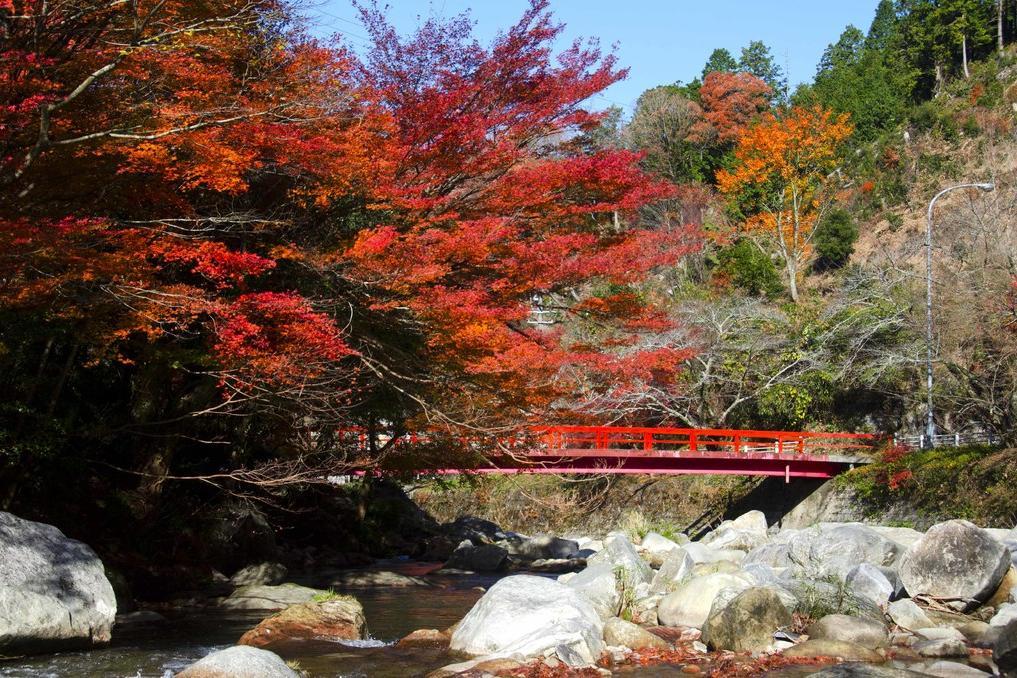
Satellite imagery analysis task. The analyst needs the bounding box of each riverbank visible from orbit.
[4,497,1017,677]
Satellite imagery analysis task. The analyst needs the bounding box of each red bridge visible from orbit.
[361,425,878,481]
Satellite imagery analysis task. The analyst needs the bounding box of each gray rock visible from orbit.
[220,583,325,611]
[506,535,579,561]
[808,614,889,648]
[565,562,620,620]
[603,617,669,650]
[175,645,298,678]
[587,534,653,586]
[915,626,966,641]
[639,532,683,567]
[912,637,969,657]
[887,598,934,631]
[922,661,989,677]
[657,572,752,628]
[115,610,167,625]
[450,575,604,666]
[630,595,661,626]
[808,667,926,678]
[957,620,990,643]
[993,618,1017,675]
[443,516,508,545]
[993,602,1017,627]
[744,523,900,580]
[869,526,924,550]
[682,541,746,564]
[701,587,791,652]
[781,638,883,662]
[700,511,770,552]
[846,563,897,606]
[326,570,430,587]
[446,544,509,572]
[899,520,1011,610]
[0,511,117,654]
[230,562,288,587]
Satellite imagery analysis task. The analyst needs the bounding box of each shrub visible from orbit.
[813,209,859,271]
[714,239,784,297]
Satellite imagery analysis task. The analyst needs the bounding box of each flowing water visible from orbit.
[0,568,494,678]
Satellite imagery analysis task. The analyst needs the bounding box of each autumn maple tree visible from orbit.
[0,0,694,511]
[717,106,853,302]
[695,71,773,144]
[332,0,695,430]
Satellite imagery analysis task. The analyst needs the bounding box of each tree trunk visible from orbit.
[786,258,799,303]
[999,0,1005,53]
[963,34,971,79]
[935,62,945,95]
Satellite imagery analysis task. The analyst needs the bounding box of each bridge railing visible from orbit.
[532,425,878,458]
[337,425,879,459]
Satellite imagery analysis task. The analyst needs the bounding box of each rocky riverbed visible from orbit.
[4,508,1017,676]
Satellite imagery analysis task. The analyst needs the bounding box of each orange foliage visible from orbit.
[717,106,852,299]
[695,71,772,144]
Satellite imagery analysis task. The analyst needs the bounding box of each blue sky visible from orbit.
[304,1,881,112]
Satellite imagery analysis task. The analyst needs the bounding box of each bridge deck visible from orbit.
[354,425,878,480]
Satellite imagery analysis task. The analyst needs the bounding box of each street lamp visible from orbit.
[924,181,994,448]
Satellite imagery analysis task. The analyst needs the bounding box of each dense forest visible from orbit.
[1,0,1016,571]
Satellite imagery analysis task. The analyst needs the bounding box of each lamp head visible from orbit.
[977,182,995,192]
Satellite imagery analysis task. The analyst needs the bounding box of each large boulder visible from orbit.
[807,614,889,649]
[505,535,578,561]
[450,575,604,666]
[238,597,365,649]
[0,511,117,654]
[603,617,669,651]
[657,572,752,628]
[220,583,325,611]
[701,587,791,652]
[744,523,900,580]
[898,520,1011,609]
[445,544,509,572]
[587,534,653,586]
[565,563,620,620]
[230,562,287,587]
[176,646,298,678]
[443,516,507,545]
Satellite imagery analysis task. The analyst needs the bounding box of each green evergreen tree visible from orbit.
[810,25,909,142]
[702,48,738,79]
[813,209,859,271]
[866,0,898,50]
[738,40,787,99]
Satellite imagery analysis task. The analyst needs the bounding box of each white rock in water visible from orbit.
[220,583,325,611]
[176,645,298,678]
[450,575,604,666]
[0,511,117,655]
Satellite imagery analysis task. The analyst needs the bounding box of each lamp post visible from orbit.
[924,181,994,448]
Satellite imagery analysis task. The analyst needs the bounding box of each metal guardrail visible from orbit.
[893,430,1000,449]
